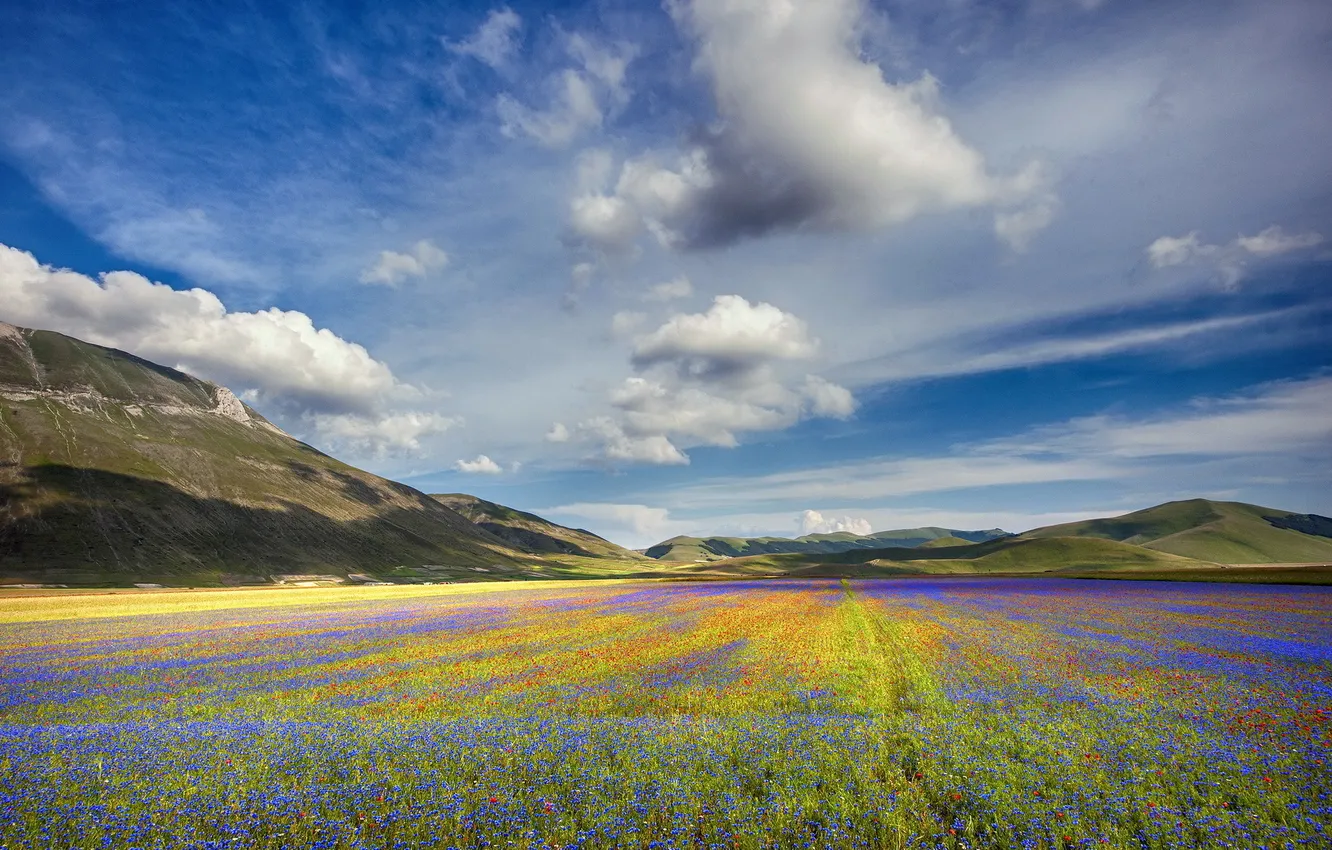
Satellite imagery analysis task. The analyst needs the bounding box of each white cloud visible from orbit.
[496,36,635,147]
[454,454,504,474]
[545,422,571,443]
[359,240,449,287]
[1146,225,1322,287]
[567,0,1044,253]
[577,416,690,465]
[1146,231,1209,268]
[0,243,418,420]
[801,374,857,418]
[568,194,641,256]
[541,502,691,548]
[836,310,1298,387]
[564,296,854,464]
[310,412,461,458]
[660,375,1332,509]
[1001,376,1332,460]
[446,8,523,69]
[994,190,1060,252]
[1234,225,1323,256]
[798,510,872,536]
[611,310,646,336]
[644,276,693,302]
[632,295,819,377]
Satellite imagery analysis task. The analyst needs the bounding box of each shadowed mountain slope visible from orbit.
[1021,499,1332,563]
[676,536,1219,578]
[430,493,650,560]
[0,322,537,585]
[645,526,1009,562]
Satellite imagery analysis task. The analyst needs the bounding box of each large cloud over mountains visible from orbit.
[567,295,856,464]
[569,0,1047,257]
[0,243,452,456]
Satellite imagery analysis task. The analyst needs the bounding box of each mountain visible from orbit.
[0,322,545,586]
[1021,499,1332,563]
[670,536,1220,578]
[915,535,977,549]
[645,526,1009,562]
[430,494,650,561]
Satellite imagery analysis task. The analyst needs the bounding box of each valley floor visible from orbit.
[1,577,1328,849]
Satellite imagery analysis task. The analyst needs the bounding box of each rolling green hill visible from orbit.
[1021,499,1332,563]
[645,526,1009,562]
[431,494,650,561]
[915,535,976,549]
[0,322,546,586]
[678,536,1219,577]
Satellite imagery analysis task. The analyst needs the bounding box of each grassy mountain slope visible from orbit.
[645,526,1009,562]
[1022,499,1332,563]
[677,536,1218,577]
[0,322,540,586]
[916,536,976,549]
[431,494,650,561]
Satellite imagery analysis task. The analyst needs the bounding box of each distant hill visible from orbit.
[1021,499,1332,563]
[0,322,545,586]
[915,535,976,549]
[673,536,1219,578]
[431,494,649,561]
[645,526,1009,562]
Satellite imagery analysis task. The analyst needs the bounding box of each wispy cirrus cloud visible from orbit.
[653,375,1332,509]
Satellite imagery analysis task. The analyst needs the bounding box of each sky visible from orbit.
[1,0,1329,549]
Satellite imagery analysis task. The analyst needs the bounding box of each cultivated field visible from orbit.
[1,578,1328,849]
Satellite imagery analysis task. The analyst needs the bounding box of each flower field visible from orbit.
[1,578,1329,849]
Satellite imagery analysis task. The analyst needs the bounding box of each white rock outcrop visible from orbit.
[211,386,251,423]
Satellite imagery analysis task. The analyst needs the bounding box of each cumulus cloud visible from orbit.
[446,8,522,69]
[569,296,853,464]
[799,510,873,536]
[497,35,635,147]
[632,295,818,379]
[802,375,857,418]
[577,416,690,465]
[567,0,1045,255]
[644,276,693,302]
[454,454,504,474]
[568,194,641,258]
[359,240,449,286]
[545,422,571,442]
[310,412,461,458]
[1146,225,1322,287]
[0,242,454,458]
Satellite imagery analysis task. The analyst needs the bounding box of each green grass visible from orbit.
[432,493,650,561]
[645,527,1008,562]
[0,325,569,586]
[688,535,1219,577]
[1022,498,1332,563]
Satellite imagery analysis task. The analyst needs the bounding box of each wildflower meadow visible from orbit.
[1,577,1328,849]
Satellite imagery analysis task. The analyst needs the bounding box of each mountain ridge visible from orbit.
[644,526,1010,562]
[0,322,545,586]
[1021,499,1332,563]
[430,493,650,561]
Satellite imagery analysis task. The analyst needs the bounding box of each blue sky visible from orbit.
[1,0,1329,548]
